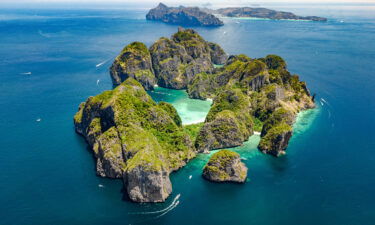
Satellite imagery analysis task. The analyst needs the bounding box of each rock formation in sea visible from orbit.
[110,27,227,90]
[211,7,327,21]
[146,3,224,27]
[189,54,315,156]
[74,78,195,202]
[74,28,315,202]
[202,150,247,183]
[110,42,156,90]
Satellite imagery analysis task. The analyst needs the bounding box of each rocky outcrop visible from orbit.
[203,150,247,183]
[213,7,327,22]
[208,42,227,65]
[146,3,224,27]
[195,88,253,152]
[150,27,227,89]
[74,78,195,202]
[110,42,156,90]
[188,52,314,156]
[258,122,293,156]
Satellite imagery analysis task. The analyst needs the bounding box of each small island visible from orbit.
[203,150,247,183]
[74,27,315,202]
[212,7,327,21]
[146,3,224,27]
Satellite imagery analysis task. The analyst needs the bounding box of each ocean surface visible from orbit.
[1,3,375,225]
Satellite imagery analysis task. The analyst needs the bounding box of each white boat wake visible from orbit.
[129,194,180,215]
[155,200,179,218]
[96,59,108,68]
[21,72,32,75]
[96,79,100,86]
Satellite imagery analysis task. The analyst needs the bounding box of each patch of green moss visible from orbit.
[74,102,85,124]
[183,122,204,142]
[263,54,286,70]
[134,69,154,79]
[253,117,263,132]
[158,101,182,127]
[209,149,239,163]
[204,150,241,180]
[258,122,292,150]
[120,41,149,58]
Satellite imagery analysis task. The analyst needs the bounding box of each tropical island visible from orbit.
[74,27,315,203]
[146,3,327,26]
[146,3,224,27]
[211,7,327,21]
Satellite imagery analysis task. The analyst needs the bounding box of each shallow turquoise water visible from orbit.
[149,87,212,124]
[0,4,375,225]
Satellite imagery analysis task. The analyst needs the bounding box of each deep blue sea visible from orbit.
[1,3,375,225]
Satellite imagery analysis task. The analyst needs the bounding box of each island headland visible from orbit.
[211,7,327,21]
[74,27,315,202]
[146,3,327,26]
[146,3,224,27]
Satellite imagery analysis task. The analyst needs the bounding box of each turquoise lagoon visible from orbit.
[0,3,374,225]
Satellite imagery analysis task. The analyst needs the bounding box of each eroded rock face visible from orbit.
[110,42,156,90]
[150,28,226,89]
[146,3,224,27]
[124,165,172,203]
[208,42,227,65]
[203,150,247,183]
[195,88,253,152]
[258,122,293,156]
[74,78,195,202]
[188,52,315,156]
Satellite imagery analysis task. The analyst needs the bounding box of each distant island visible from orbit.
[212,7,327,21]
[74,28,315,203]
[146,3,327,26]
[146,3,224,27]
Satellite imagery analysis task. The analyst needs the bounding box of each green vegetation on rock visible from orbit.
[203,150,247,183]
[74,78,195,202]
[183,122,204,143]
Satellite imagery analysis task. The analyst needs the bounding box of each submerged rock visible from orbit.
[74,78,195,202]
[203,150,247,183]
[146,3,224,27]
[110,42,156,90]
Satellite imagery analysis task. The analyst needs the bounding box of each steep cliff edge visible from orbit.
[189,54,315,156]
[110,42,156,90]
[74,78,195,202]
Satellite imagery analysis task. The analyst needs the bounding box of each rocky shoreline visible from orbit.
[74,28,315,202]
[146,3,327,27]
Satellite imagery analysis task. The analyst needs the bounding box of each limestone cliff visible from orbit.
[110,42,156,90]
[189,53,315,156]
[74,78,195,202]
[150,27,227,89]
